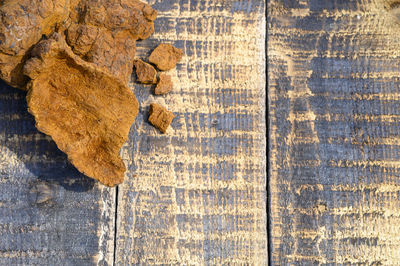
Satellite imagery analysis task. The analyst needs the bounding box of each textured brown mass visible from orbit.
[0,0,75,88]
[65,0,157,85]
[78,0,157,39]
[66,24,137,85]
[149,44,183,71]
[148,103,175,133]
[134,59,157,84]
[0,0,157,87]
[23,33,139,187]
[155,74,173,95]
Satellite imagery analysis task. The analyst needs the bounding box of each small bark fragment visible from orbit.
[148,103,175,133]
[149,44,183,71]
[134,59,157,84]
[0,0,75,88]
[24,33,139,187]
[155,74,173,95]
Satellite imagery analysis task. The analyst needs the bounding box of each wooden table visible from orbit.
[0,0,267,265]
[269,0,400,264]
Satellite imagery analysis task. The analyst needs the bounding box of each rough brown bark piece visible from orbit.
[23,33,139,187]
[149,44,183,71]
[0,0,75,88]
[66,24,137,85]
[154,74,173,95]
[148,103,175,133]
[79,0,157,39]
[65,0,157,85]
[133,59,157,84]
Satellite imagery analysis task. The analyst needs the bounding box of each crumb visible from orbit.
[155,74,173,95]
[149,43,183,71]
[148,103,175,133]
[134,59,157,84]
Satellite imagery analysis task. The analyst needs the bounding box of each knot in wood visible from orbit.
[28,181,58,206]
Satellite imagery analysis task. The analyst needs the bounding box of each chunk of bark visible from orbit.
[65,0,157,85]
[66,25,137,85]
[149,44,183,71]
[23,33,139,187]
[155,74,173,95]
[78,0,157,39]
[0,0,75,88]
[148,103,175,133]
[134,59,157,84]
[0,0,157,88]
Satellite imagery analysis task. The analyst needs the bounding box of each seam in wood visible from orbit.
[113,185,119,266]
[266,5,272,265]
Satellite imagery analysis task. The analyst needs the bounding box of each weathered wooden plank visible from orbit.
[269,0,400,264]
[0,82,115,265]
[116,0,267,264]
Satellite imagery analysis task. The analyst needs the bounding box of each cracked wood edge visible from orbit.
[269,0,400,264]
[116,0,267,264]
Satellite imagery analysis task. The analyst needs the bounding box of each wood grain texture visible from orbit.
[269,0,400,264]
[116,0,267,264]
[0,1,266,264]
[0,81,115,265]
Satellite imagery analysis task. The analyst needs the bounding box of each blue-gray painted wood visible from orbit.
[0,0,267,264]
[269,0,400,264]
[116,0,267,264]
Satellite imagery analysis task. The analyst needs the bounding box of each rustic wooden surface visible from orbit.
[0,81,116,265]
[0,0,266,265]
[117,0,267,264]
[269,0,400,264]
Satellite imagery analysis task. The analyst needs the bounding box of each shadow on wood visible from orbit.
[0,80,94,192]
